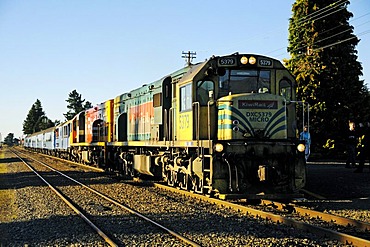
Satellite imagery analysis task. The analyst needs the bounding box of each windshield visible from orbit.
[219,69,271,96]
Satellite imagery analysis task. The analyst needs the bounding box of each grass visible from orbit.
[0,152,17,222]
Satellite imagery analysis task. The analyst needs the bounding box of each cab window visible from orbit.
[180,84,192,112]
[196,80,214,105]
[280,79,292,101]
[219,69,271,95]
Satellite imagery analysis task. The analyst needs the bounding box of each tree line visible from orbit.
[2,90,91,146]
[24,89,92,134]
[21,90,92,135]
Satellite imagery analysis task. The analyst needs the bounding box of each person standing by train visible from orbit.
[345,120,357,168]
[300,125,311,161]
[355,122,370,173]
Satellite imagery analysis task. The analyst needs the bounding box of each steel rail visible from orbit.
[16,150,201,247]
[21,148,105,172]
[154,183,370,247]
[261,199,370,232]
[12,151,118,247]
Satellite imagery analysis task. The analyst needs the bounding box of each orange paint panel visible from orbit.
[85,107,99,143]
[128,101,154,140]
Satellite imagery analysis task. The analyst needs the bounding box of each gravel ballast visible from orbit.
[1,148,369,246]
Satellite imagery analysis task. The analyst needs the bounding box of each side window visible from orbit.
[196,80,214,105]
[180,84,192,112]
[280,79,292,101]
[46,133,51,141]
[153,93,162,107]
[63,124,70,137]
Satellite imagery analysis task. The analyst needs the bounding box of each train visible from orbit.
[24,53,308,199]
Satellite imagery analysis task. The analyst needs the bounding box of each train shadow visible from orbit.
[0,209,337,246]
[0,170,122,190]
[0,215,106,245]
[0,157,21,164]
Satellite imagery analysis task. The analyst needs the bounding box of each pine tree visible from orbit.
[64,90,92,120]
[23,99,54,134]
[4,133,14,146]
[286,0,369,155]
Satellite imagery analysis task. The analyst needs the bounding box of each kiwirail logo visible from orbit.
[238,100,278,109]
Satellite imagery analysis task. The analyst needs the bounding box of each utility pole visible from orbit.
[182,51,196,66]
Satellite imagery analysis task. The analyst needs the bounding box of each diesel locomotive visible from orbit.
[24,53,308,199]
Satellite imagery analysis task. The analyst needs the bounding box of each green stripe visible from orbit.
[218,105,288,138]
[218,124,233,130]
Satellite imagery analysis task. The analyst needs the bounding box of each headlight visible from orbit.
[214,143,224,152]
[297,143,305,152]
[240,56,248,65]
[249,56,256,65]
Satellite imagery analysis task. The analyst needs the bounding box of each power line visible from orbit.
[262,0,350,54]
[288,19,370,57]
[295,0,348,26]
[279,28,370,59]
[356,19,370,28]
[267,11,370,57]
[289,27,353,55]
[290,1,347,37]
[269,2,370,56]
[259,0,352,57]
[314,36,357,51]
[199,0,365,61]
[314,11,370,39]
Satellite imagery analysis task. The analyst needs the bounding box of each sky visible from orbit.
[0,0,369,140]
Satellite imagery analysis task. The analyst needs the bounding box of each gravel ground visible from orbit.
[1,148,368,246]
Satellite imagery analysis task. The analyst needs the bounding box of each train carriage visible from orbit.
[71,111,86,144]
[36,132,43,150]
[26,133,37,149]
[84,100,114,143]
[41,127,56,155]
[54,120,72,159]
[113,93,130,142]
[69,99,114,166]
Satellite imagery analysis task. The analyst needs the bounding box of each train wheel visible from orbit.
[167,170,175,187]
[126,164,135,178]
[179,172,190,190]
[194,176,203,194]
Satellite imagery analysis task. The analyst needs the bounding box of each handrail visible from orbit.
[193,102,200,154]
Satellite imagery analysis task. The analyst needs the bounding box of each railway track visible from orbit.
[262,198,370,232]
[260,199,370,242]
[9,148,370,246]
[11,149,200,247]
[154,183,370,246]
